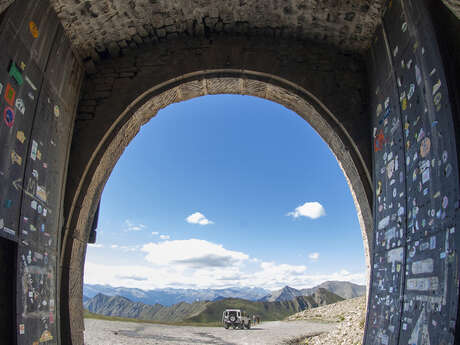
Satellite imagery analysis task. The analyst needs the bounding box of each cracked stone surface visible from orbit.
[47,0,386,59]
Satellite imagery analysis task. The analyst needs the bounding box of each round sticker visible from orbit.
[387,159,395,179]
[4,107,15,127]
[29,21,39,38]
[54,105,60,118]
[420,137,431,158]
[442,196,448,209]
[442,150,448,163]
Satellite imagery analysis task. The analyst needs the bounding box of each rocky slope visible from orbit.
[288,296,366,345]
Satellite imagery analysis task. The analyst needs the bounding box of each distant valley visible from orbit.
[84,288,344,323]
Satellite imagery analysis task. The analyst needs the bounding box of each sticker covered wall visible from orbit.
[365,0,460,344]
[0,0,84,344]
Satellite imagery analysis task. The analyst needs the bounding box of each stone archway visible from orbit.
[60,56,374,343]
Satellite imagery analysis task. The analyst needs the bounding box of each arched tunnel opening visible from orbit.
[80,94,369,342]
[0,0,458,344]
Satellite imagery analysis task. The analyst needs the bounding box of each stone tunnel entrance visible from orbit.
[0,0,458,344]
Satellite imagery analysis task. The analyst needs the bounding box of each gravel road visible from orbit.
[84,319,335,345]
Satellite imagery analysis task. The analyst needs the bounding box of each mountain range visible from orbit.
[260,281,366,302]
[83,284,270,307]
[83,288,344,323]
[83,281,365,307]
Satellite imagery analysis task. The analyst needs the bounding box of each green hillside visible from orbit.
[186,289,343,323]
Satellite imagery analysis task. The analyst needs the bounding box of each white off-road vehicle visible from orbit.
[222,309,251,329]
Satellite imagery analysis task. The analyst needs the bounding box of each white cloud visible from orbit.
[152,231,159,235]
[84,238,365,290]
[186,212,214,225]
[111,244,119,248]
[124,220,146,232]
[159,235,170,240]
[309,252,320,260]
[141,239,248,267]
[88,243,103,248]
[287,202,326,219]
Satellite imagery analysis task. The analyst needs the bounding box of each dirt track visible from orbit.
[84,319,335,345]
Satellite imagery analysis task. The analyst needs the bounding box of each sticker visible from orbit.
[432,79,441,95]
[401,97,407,110]
[19,61,26,71]
[420,137,431,158]
[422,167,430,184]
[29,21,39,38]
[401,22,408,32]
[407,277,439,291]
[376,181,382,196]
[31,200,37,210]
[25,76,37,91]
[376,103,382,117]
[378,215,390,230]
[415,65,422,85]
[15,98,25,114]
[19,324,25,335]
[9,62,23,86]
[434,92,442,107]
[442,150,448,162]
[36,186,47,202]
[374,130,385,152]
[16,131,26,143]
[4,106,15,127]
[387,159,395,179]
[412,258,434,274]
[387,247,404,263]
[445,163,452,177]
[39,330,53,342]
[407,83,415,100]
[4,83,15,106]
[37,150,42,160]
[54,105,60,118]
[4,199,12,208]
[0,82,3,95]
[10,151,22,165]
[31,140,38,160]
[442,196,448,209]
[393,46,399,57]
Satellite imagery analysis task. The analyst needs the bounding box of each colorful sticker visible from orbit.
[29,21,39,38]
[4,83,15,106]
[19,324,25,335]
[10,151,22,165]
[16,131,26,143]
[374,130,386,152]
[420,137,431,158]
[3,107,14,127]
[432,79,441,95]
[15,98,25,114]
[54,105,60,118]
[36,186,47,202]
[9,62,23,85]
[31,140,38,160]
[39,330,53,342]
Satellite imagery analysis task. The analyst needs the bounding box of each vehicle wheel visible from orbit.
[224,324,229,329]
[239,323,244,329]
[229,315,236,322]
[232,324,237,329]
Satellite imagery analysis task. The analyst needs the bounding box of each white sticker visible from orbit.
[15,98,25,114]
[31,140,38,160]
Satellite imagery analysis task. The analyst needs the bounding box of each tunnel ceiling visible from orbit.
[37,0,388,61]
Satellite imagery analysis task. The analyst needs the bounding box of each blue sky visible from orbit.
[84,95,366,290]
